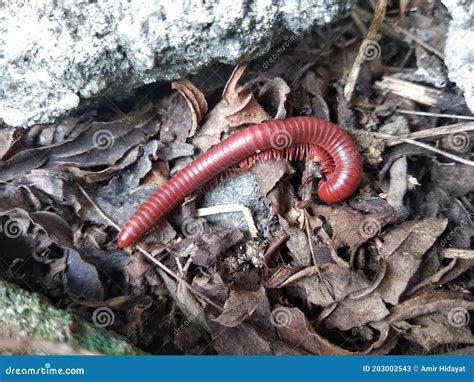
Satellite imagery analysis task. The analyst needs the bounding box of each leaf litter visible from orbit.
[0,0,472,355]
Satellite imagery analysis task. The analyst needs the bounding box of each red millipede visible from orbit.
[117,116,362,248]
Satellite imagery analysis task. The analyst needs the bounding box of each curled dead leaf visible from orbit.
[172,79,208,138]
[309,203,396,248]
[213,286,266,327]
[223,63,270,127]
[257,78,291,120]
[273,306,392,354]
[377,217,448,305]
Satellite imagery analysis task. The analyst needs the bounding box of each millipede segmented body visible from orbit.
[117,117,362,248]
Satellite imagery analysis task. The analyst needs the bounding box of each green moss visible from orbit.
[72,322,138,355]
[0,280,139,355]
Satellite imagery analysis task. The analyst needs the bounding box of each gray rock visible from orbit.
[443,0,474,112]
[202,172,268,233]
[0,0,349,127]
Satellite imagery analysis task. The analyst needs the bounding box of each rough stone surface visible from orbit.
[443,0,474,112]
[0,0,349,127]
[202,172,268,233]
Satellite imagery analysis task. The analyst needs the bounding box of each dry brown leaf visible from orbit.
[274,306,351,354]
[223,62,270,127]
[400,312,474,351]
[192,272,229,306]
[0,126,23,161]
[141,160,169,187]
[191,134,222,152]
[377,217,448,305]
[192,64,283,152]
[280,222,312,267]
[192,102,230,151]
[274,306,391,354]
[250,159,297,216]
[386,290,474,323]
[222,62,248,104]
[211,323,272,354]
[0,105,161,183]
[264,266,300,289]
[296,68,331,120]
[309,204,396,249]
[172,79,208,138]
[251,160,294,197]
[324,293,389,331]
[367,290,474,351]
[213,286,266,327]
[168,225,243,268]
[124,252,153,282]
[257,77,291,119]
[288,264,372,308]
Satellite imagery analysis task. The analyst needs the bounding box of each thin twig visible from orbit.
[385,122,474,146]
[135,245,222,311]
[441,248,474,259]
[197,204,258,237]
[385,21,445,60]
[344,0,387,101]
[76,183,121,230]
[352,5,445,60]
[374,77,441,106]
[304,210,319,271]
[397,109,474,121]
[76,183,223,312]
[375,132,474,166]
